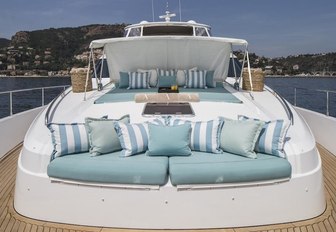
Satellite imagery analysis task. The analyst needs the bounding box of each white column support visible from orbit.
[245,48,253,92]
[84,50,92,101]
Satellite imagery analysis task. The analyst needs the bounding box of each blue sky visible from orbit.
[0,0,335,57]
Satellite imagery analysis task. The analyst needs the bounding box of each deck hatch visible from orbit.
[142,102,194,116]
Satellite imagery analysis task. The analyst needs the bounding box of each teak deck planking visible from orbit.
[1,144,336,232]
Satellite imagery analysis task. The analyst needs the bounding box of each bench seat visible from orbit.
[47,152,169,186]
[169,151,292,186]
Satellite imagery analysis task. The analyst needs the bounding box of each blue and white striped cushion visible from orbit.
[185,70,207,89]
[114,122,149,157]
[128,72,150,89]
[157,69,176,76]
[238,115,290,158]
[149,116,171,126]
[48,123,89,159]
[171,119,223,153]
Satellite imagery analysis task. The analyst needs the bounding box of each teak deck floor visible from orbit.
[1,144,336,232]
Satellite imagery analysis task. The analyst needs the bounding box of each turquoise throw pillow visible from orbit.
[206,70,215,88]
[147,124,192,157]
[119,72,129,88]
[219,118,263,159]
[85,115,130,156]
[238,115,290,158]
[158,75,177,87]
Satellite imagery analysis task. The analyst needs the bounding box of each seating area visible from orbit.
[47,112,292,186]
[47,150,291,186]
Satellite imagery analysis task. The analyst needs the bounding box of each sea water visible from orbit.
[0,76,336,119]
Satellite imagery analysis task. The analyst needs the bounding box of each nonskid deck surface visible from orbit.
[1,145,335,232]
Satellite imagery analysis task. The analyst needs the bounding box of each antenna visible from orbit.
[151,0,155,21]
[179,0,182,21]
[159,0,176,22]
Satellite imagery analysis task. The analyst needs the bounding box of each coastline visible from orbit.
[0,75,70,78]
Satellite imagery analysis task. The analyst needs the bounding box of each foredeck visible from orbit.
[1,144,335,232]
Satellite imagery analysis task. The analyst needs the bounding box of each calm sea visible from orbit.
[0,76,336,118]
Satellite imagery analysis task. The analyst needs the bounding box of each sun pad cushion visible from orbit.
[169,151,291,186]
[47,151,169,185]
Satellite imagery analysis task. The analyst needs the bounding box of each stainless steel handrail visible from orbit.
[44,87,71,125]
[265,87,294,125]
[294,87,336,116]
[0,85,69,117]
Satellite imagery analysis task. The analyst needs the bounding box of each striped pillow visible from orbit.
[149,116,171,126]
[114,122,149,157]
[157,69,176,76]
[128,71,150,89]
[185,70,207,89]
[171,118,223,153]
[238,115,290,158]
[48,123,89,159]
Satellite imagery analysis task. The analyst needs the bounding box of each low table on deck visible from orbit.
[142,102,195,116]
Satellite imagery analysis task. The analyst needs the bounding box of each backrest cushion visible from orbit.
[171,118,223,153]
[114,122,149,157]
[157,69,176,77]
[48,123,89,159]
[119,71,129,88]
[185,70,207,89]
[158,75,177,87]
[128,71,150,89]
[176,67,197,86]
[206,70,215,88]
[147,124,192,157]
[85,115,130,156]
[219,117,264,159]
[238,115,290,158]
[138,69,158,87]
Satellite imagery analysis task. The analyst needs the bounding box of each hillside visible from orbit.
[0,24,126,73]
[0,23,335,76]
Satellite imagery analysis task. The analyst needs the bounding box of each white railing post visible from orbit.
[42,88,45,106]
[9,91,13,116]
[294,88,297,106]
[326,91,330,116]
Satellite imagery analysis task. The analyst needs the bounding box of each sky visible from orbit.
[0,0,335,58]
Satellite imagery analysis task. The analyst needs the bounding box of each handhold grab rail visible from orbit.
[0,85,69,118]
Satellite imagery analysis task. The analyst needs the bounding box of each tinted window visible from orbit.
[195,27,208,37]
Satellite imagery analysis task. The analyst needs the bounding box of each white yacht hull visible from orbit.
[14,148,325,229]
[295,107,336,156]
[0,107,44,160]
[13,88,326,229]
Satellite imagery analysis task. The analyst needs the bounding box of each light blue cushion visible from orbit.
[128,71,150,89]
[219,118,263,159]
[85,115,130,156]
[158,75,177,87]
[185,70,207,89]
[206,70,215,88]
[238,115,290,158]
[48,151,169,186]
[169,151,292,185]
[157,69,176,76]
[170,119,223,153]
[119,72,129,88]
[147,124,192,157]
[48,123,89,159]
[114,122,149,157]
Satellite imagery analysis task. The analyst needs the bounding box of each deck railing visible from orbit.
[294,87,336,117]
[0,85,69,118]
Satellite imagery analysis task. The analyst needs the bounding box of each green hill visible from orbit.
[8,24,126,70]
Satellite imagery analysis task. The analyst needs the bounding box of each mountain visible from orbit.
[0,38,10,48]
[7,24,126,70]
